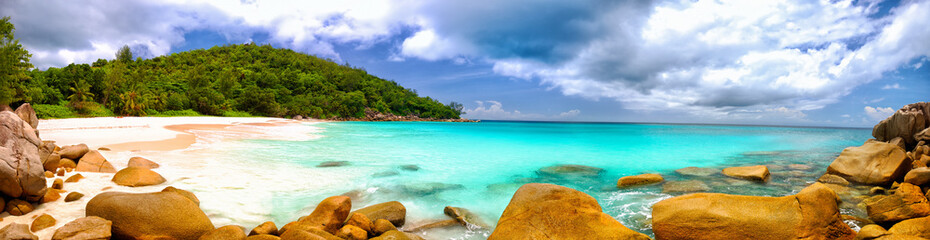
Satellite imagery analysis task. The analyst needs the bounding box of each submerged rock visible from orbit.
[818,174,851,186]
[399,164,420,171]
[827,141,910,185]
[675,166,718,177]
[617,173,664,188]
[317,161,349,168]
[444,206,489,229]
[722,165,770,182]
[488,183,651,240]
[662,180,710,193]
[652,182,855,240]
[371,170,399,178]
[538,164,604,177]
[400,182,464,195]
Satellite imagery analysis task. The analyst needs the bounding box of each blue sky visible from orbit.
[2,0,928,127]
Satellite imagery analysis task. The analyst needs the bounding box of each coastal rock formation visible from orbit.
[14,103,38,129]
[75,150,117,173]
[39,141,59,171]
[444,206,489,229]
[818,174,851,186]
[335,225,367,240]
[279,223,342,240]
[352,201,407,227]
[345,213,373,234]
[827,141,910,185]
[372,219,396,236]
[249,221,279,236]
[111,167,167,187]
[58,144,89,160]
[904,168,930,186]
[6,199,35,216]
[86,190,214,239]
[297,195,351,234]
[722,165,770,182]
[370,230,424,240]
[30,213,56,232]
[652,183,854,240]
[41,189,63,203]
[487,183,651,240]
[873,102,930,147]
[51,216,112,240]
[127,156,160,169]
[200,225,247,240]
[65,192,84,202]
[617,173,664,188]
[0,111,48,201]
[0,223,37,240]
[863,183,930,224]
[888,215,930,238]
[916,128,930,142]
[162,186,200,205]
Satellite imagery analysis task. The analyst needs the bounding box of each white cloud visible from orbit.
[882,83,902,89]
[841,114,851,118]
[865,97,885,104]
[864,106,896,121]
[464,101,580,121]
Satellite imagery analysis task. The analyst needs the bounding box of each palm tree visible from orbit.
[119,85,148,116]
[68,80,95,110]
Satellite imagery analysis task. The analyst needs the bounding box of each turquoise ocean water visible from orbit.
[191,121,871,238]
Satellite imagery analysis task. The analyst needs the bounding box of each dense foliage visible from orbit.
[1,17,464,119]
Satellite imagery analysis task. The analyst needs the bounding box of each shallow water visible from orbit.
[154,121,871,238]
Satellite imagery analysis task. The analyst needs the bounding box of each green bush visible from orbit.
[33,104,77,119]
[221,110,253,117]
[80,102,115,117]
[151,109,202,117]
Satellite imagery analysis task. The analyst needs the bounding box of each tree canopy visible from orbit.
[0,16,34,105]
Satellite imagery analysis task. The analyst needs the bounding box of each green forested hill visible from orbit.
[9,43,464,119]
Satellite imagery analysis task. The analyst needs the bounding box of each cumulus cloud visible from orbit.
[464,101,580,120]
[864,106,895,121]
[882,83,901,89]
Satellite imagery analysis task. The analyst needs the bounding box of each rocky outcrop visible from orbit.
[127,156,160,169]
[14,103,38,129]
[652,182,854,240]
[111,167,167,187]
[444,206,489,229]
[662,180,710,193]
[916,128,930,142]
[0,223,38,240]
[58,144,89,160]
[904,168,930,186]
[297,196,351,234]
[249,221,279,236]
[371,219,396,236]
[30,213,56,232]
[200,225,247,240]
[675,166,718,176]
[617,173,664,188]
[864,183,930,224]
[75,150,116,173]
[6,198,35,216]
[827,141,910,185]
[51,216,112,240]
[488,183,651,240]
[722,165,770,182]
[888,215,930,238]
[344,213,373,234]
[0,111,48,201]
[352,201,407,227]
[873,102,930,147]
[86,190,214,239]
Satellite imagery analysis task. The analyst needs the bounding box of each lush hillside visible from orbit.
[7,42,464,119]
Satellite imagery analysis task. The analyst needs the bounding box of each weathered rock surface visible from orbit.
[662,180,711,193]
[818,174,851,186]
[199,225,247,240]
[905,167,930,186]
[51,216,112,240]
[127,156,160,169]
[722,165,770,182]
[0,223,38,240]
[65,173,84,182]
[14,103,38,129]
[31,213,56,232]
[58,159,76,169]
[6,199,35,216]
[297,196,351,234]
[344,213,373,234]
[371,219,396,236]
[888,215,930,238]
[59,144,89,160]
[444,206,489,229]
[0,111,48,201]
[652,182,854,240]
[111,167,166,187]
[617,173,664,188]
[873,102,930,147]
[675,166,719,176]
[827,141,911,185]
[335,225,367,240]
[249,221,279,236]
[75,150,116,173]
[916,128,930,143]
[858,224,890,240]
[65,192,84,202]
[248,234,281,240]
[369,230,423,240]
[864,183,930,224]
[316,161,348,168]
[163,186,200,205]
[352,201,407,227]
[487,183,651,240]
[41,189,64,203]
[86,190,215,240]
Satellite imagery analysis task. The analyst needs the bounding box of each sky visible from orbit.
[2,0,929,127]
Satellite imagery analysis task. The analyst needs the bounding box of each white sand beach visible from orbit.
[1,116,326,239]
